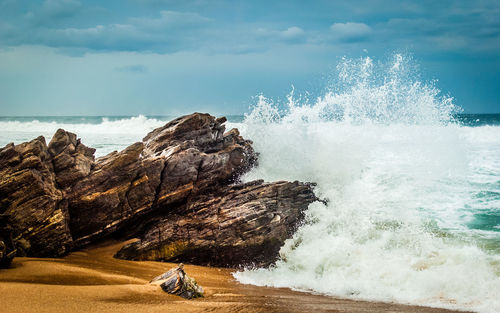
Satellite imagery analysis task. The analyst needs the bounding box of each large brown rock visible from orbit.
[67,113,257,246]
[0,113,318,267]
[115,180,317,267]
[0,214,16,268]
[48,128,95,189]
[0,137,73,257]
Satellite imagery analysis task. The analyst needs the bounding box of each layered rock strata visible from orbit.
[115,180,316,267]
[0,214,16,268]
[0,113,318,267]
[0,136,73,257]
[150,264,204,299]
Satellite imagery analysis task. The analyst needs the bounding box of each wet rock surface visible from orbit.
[0,113,318,267]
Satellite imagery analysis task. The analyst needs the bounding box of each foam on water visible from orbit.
[232,54,500,313]
[0,115,166,157]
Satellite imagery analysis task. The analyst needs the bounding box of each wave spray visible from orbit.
[233,54,500,313]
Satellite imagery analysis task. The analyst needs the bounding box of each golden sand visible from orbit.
[0,240,469,313]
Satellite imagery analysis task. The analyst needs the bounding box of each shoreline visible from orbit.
[0,240,471,313]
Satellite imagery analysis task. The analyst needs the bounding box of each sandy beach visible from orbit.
[0,240,470,313]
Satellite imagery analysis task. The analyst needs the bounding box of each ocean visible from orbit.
[1,55,499,313]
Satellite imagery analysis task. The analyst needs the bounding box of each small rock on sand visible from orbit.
[150,264,204,299]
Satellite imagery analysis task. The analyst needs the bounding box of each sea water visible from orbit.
[0,54,498,313]
[233,55,500,313]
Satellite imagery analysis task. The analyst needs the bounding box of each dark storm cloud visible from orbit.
[0,0,498,56]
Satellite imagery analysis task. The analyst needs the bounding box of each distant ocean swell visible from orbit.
[0,115,167,157]
[0,54,498,313]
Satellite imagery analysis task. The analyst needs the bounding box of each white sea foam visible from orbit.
[232,55,500,313]
[0,115,166,157]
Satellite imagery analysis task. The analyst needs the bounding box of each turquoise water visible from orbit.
[455,114,500,127]
[0,113,497,125]
[0,115,245,124]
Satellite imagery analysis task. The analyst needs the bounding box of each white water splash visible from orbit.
[0,115,166,157]
[233,54,500,313]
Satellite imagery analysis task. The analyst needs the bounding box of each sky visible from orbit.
[0,0,499,115]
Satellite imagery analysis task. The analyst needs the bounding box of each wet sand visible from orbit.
[0,240,469,313]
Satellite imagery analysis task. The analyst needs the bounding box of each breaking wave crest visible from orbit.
[0,115,166,157]
[233,54,500,313]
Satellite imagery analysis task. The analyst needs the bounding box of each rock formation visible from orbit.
[67,114,257,247]
[0,137,73,257]
[150,264,204,299]
[0,214,16,268]
[115,180,316,267]
[0,113,318,267]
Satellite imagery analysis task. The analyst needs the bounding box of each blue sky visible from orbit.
[0,0,499,115]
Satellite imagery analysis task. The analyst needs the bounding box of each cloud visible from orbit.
[0,21,19,45]
[0,21,14,36]
[35,24,147,51]
[280,26,306,42]
[0,0,499,56]
[431,35,468,50]
[134,0,212,7]
[130,10,211,31]
[4,10,211,53]
[256,26,307,44]
[330,22,372,42]
[115,64,148,73]
[0,0,17,9]
[385,18,444,37]
[24,0,82,26]
[41,0,81,19]
[381,15,500,52]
